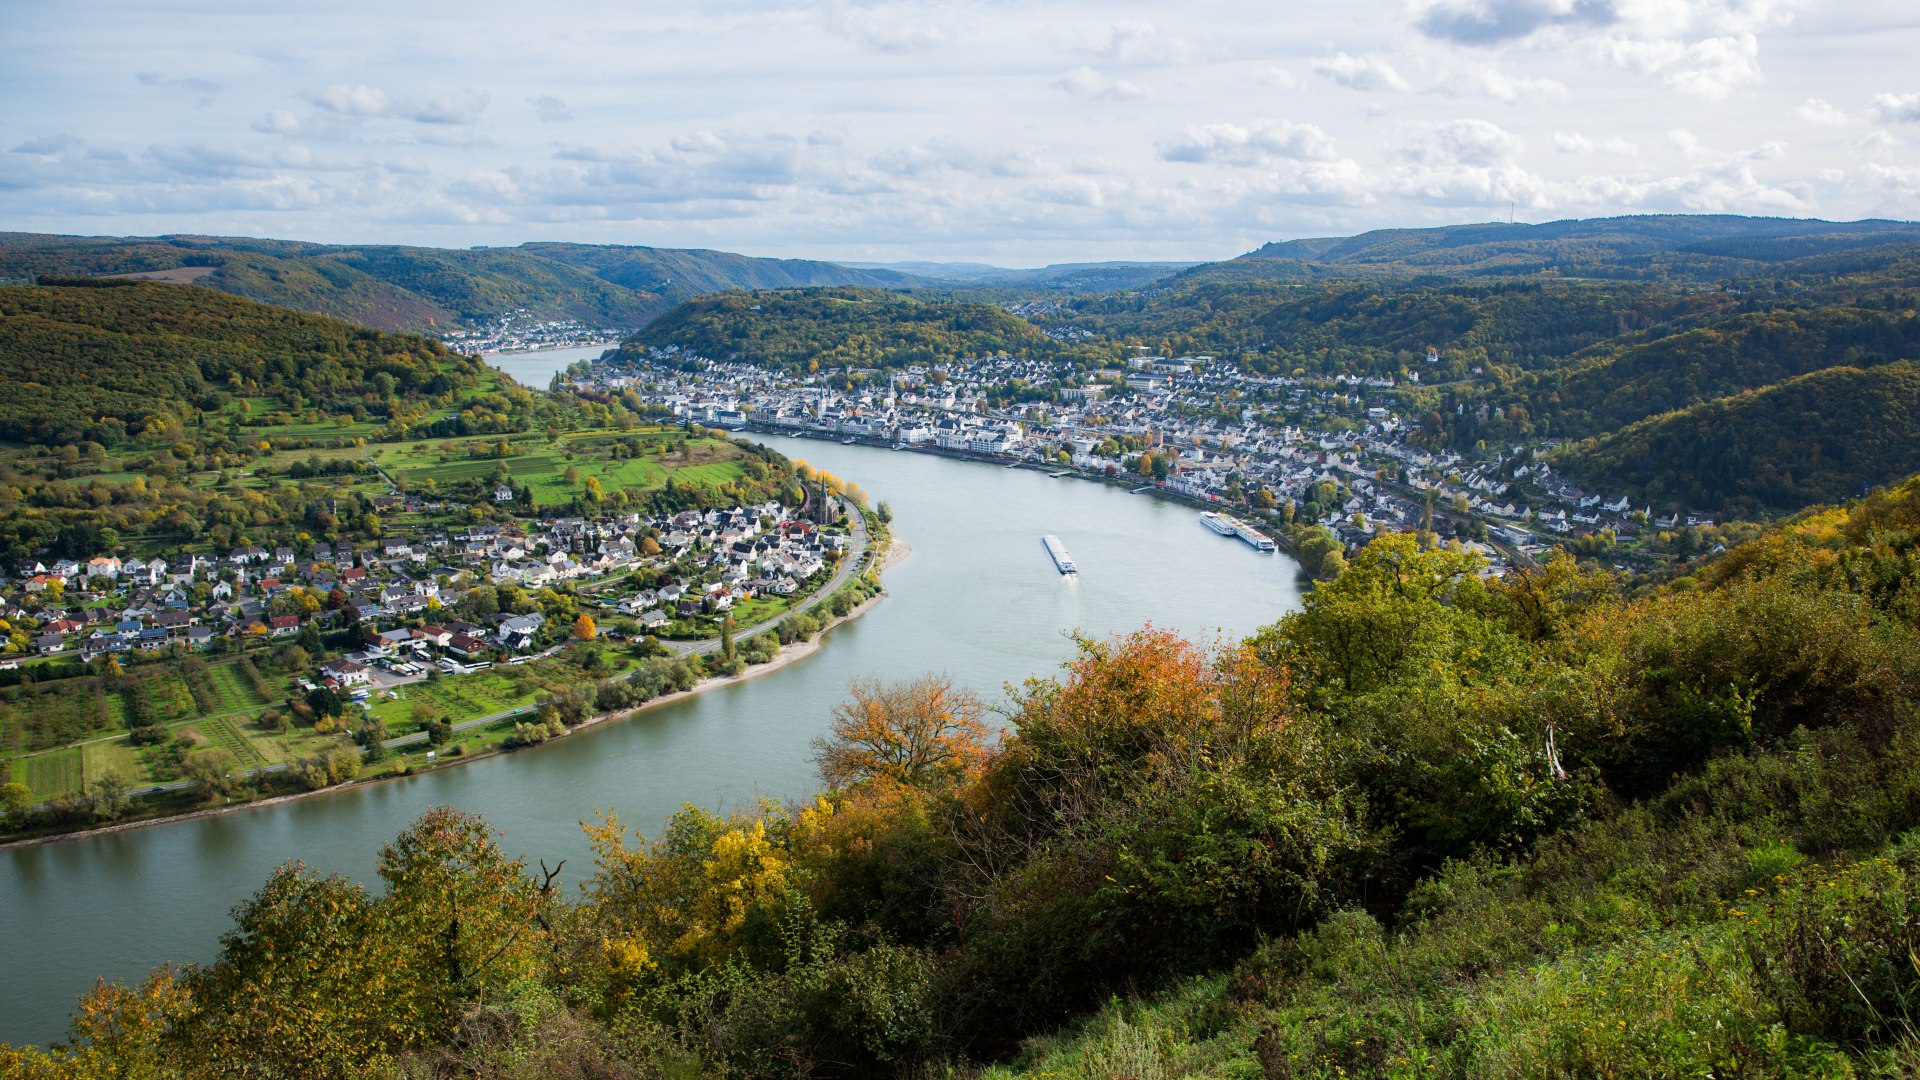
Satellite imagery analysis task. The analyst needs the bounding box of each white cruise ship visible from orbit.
[1199,511,1238,536]
[1199,510,1277,552]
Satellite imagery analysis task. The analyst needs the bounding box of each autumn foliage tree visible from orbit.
[572,613,596,640]
[11,807,561,1078]
[811,673,991,791]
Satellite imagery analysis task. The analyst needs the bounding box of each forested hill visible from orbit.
[612,287,1078,371]
[1220,214,1920,283]
[1556,360,1920,514]
[517,242,923,296]
[0,233,927,335]
[0,279,481,445]
[1521,302,1920,440]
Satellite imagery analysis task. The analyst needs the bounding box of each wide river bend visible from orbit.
[0,411,1304,1047]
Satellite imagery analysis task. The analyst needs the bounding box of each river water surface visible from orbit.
[483,343,614,388]
[0,406,1305,1048]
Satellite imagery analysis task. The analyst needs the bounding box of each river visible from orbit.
[0,433,1305,1048]
[483,343,615,388]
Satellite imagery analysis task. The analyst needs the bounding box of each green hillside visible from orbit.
[0,280,803,567]
[1051,277,1712,379]
[0,233,931,334]
[0,279,548,561]
[614,286,1067,371]
[520,242,920,295]
[0,279,478,446]
[1557,360,1920,514]
[1230,213,1920,282]
[1521,304,1920,440]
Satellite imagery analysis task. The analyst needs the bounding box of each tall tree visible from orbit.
[812,674,991,790]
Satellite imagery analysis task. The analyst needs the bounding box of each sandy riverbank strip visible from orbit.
[0,534,908,851]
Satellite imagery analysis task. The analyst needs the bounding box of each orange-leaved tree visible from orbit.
[811,674,992,791]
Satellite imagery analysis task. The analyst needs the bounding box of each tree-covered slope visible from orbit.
[1229,214,1920,282]
[0,279,478,445]
[519,242,921,296]
[0,233,936,335]
[1051,277,1714,379]
[1523,303,1920,439]
[613,286,1067,371]
[1556,360,1920,515]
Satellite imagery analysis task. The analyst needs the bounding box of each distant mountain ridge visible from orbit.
[1220,214,1920,283]
[840,260,1197,291]
[0,232,935,336]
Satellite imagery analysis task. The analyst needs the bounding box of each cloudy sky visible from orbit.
[2,0,1916,264]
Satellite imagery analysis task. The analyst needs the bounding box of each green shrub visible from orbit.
[1746,843,1920,1046]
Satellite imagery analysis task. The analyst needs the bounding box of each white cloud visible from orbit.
[8,133,83,156]
[1054,66,1148,101]
[1553,131,1637,155]
[1600,32,1759,99]
[1869,92,1920,124]
[1405,119,1524,166]
[403,89,491,126]
[308,84,489,125]
[1414,0,1618,46]
[1311,52,1410,93]
[311,83,391,118]
[253,109,305,137]
[1069,19,1196,64]
[818,0,954,53]
[1159,120,1338,165]
[1795,98,1851,126]
[529,95,574,124]
[135,71,222,96]
[1450,69,1569,102]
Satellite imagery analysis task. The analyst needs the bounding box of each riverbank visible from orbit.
[0,534,904,852]
[755,424,1306,559]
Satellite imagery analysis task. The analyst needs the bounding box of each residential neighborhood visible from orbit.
[4,499,848,678]
[581,345,1703,577]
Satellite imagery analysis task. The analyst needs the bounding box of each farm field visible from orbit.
[20,748,83,800]
[370,426,749,509]
[3,632,675,806]
[2,655,301,801]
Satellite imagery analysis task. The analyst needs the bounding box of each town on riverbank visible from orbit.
[0,424,888,842]
[582,346,1735,579]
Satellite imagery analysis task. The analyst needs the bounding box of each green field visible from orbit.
[192,715,270,769]
[21,749,82,800]
[205,664,275,713]
[368,428,749,509]
[80,740,144,786]
[1,656,303,800]
[728,595,794,626]
[369,670,535,731]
